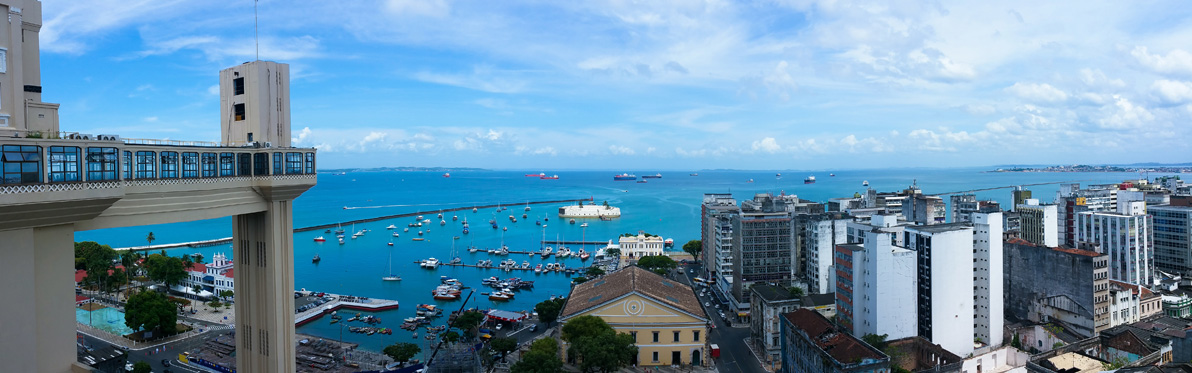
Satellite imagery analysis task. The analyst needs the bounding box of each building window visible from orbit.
[630,331,637,342]
[233,77,244,95]
[182,152,199,178]
[237,153,251,176]
[160,151,179,178]
[653,331,659,343]
[135,151,156,179]
[674,331,680,342]
[48,146,81,182]
[1,145,41,184]
[234,103,246,121]
[305,152,315,174]
[285,152,302,174]
[219,153,235,176]
[85,147,118,181]
[694,331,700,342]
[253,153,268,175]
[123,151,132,180]
[652,351,659,362]
[201,153,217,177]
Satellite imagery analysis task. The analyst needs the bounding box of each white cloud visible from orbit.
[1151,80,1192,104]
[293,127,313,144]
[1098,95,1154,129]
[207,85,220,96]
[1132,46,1192,76]
[608,145,635,155]
[1006,82,1068,103]
[143,116,158,122]
[413,68,527,94]
[751,137,783,153]
[384,0,451,18]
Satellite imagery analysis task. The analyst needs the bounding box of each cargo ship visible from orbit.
[613,173,637,181]
[804,176,816,184]
[642,173,662,179]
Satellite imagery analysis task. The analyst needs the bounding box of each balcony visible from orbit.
[0,135,317,231]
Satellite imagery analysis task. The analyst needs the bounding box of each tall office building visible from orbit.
[1076,202,1155,285]
[1015,199,1058,247]
[731,194,796,309]
[903,193,946,225]
[1012,187,1032,211]
[1057,183,1117,247]
[701,193,737,296]
[1150,205,1192,276]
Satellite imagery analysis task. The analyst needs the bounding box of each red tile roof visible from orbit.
[1051,246,1103,258]
[188,262,207,273]
[562,266,705,319]
[784,308,886,365]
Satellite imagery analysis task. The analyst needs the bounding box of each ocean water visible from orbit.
[74,168,1165,352]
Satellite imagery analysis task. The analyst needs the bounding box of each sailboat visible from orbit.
[383,247,401,281]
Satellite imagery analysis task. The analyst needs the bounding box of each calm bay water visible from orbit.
[74,168,1163,352]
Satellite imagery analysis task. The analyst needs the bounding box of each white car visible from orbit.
[704,302,710,307]
[125,362,134,372]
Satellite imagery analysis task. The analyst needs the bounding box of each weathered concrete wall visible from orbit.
[1004,243,1096,337]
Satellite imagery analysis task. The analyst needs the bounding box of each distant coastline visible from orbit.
[320,166,490,173]
[990,165,1192,173]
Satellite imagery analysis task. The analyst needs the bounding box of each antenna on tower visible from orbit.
[254,0,259,61]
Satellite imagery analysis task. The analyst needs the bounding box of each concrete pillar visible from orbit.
[233,200,296,372]
[0,224,76,373]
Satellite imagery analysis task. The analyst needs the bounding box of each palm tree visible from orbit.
[145,232,156,250]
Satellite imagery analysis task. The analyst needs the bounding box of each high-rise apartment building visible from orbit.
[797,212,849,294]
[1016,199,1058,247]
[1076,204,1155,285]
[903,193,946,225]
[950,194,978,223]
[904,224,977,355]
[1056,183,1117,247]
[701,193,737,295]
[1149,205,1192,276]
[972,212,1003,347]
[835,228,918,341]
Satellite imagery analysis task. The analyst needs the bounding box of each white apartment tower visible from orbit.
[1016,199,1058,247]
[972,212,1004,347]
[1076,202,1155,285]
[220,61,291,147]
[857,229,918,340]
[800,213,849,294]
[905,224,977,356]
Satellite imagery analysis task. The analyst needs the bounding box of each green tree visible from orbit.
[383,342,421,364]
[490,337,518,362]
[605,248,621,258]
[452,310,486,339]
[534,298,566,327]
[572,331,637,373]
[145,232,156,250]
[132,361,152,373]
[682,240,702,263]
[561,315,612,342]
[861,333,889,351]
[573,276,588,284]
[788,286,804,297]
[585,266,605,277]
[635,255,677,275]
[511,338,563,373]
[1011,333,1022,349]
[76,241,119,296]
[219,290,234,301]
[207,300,223,311]
[125,290,178,335]
[145,254,187,288]
[602,200,609,208]
[441,331,461,343]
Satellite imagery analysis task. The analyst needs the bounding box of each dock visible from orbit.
[294,198,591,233]
[294,293,400,327]
[413,262,591,273]
[540,240,608,246]
[114,237,232,251]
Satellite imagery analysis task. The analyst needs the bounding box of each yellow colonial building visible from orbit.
[560,266,711,367]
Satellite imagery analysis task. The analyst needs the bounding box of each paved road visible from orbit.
[675,263,765,373]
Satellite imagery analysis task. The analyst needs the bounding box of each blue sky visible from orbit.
[38,0,1192,170]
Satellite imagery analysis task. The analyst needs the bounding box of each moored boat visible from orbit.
[642,173,662,179]
[613,173,637,181]
[312,254,321,263]
[804,175,816,184]
[387,224,397,230]
[313,236,326,242]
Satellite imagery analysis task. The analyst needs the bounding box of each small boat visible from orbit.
[690,173,698,176]
[534,264,543,273]
[388,241,394,246]
[830,173,836,177]
[325,229,331,233]
[469,247,479,253]
[524,204,532,211]
[642,173,662,179]
[393,232,400,237]
[335,224,345,234]
[746,179,754,183]
[330,319,338,324]
[579,251,590,261]
[418,230,423,236]
[804,175,816,184]
[440,220,447,226]
[636,180,647,183]
[569,219,576,224]
[421,258,439,269]
[412,238,425,241]
[452,215,458,221]
[312,254,321,263]
[462,227,469,235]
[503,227,508,231]
[535,220,541,226]
[338,238,345,244]
[443,173,450,178]
[438,212,444,219]
[664,238,674,247]
[417,215,424,220]
[863,180,869,186]
[541,247,553,258]
[580,222,588,228]
[473,207,478,213]
[521,261,531,269]
[522,213,528,219]
[387,224,397,230]
[451,257,462,265]
[313,236,326,242]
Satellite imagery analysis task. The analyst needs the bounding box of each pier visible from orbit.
[540,240,608,246]
[114,237,232,251]
[294,198,591,233]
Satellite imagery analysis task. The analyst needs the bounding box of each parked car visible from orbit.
[529,324,538,332]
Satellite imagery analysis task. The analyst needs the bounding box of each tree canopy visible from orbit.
[635,255,678,275]
[511,338,563,373]
[452,310,486,338]
[132,361,152,373]
[125,290,178,335]
[682,240,702,263]
[562,316,636,373]
[490,337,518,360]
[534,298,566,327]
[585,266,605,277]
[144,254,188,288]
[383,342,421,364]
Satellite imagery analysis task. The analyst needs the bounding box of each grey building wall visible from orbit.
[1004,242,1099,338]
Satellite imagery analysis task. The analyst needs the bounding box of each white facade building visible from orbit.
[905,224,976,356]
[973,212,1004,347]
[1015,200,1058,247]
[855,228,918,341]
[619,231,665,258]
[800,214,848,294]
[1076,206,1155,285]
[183,252,235,296]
